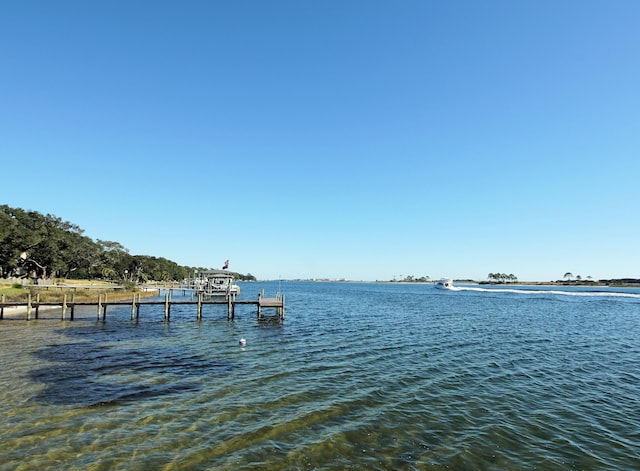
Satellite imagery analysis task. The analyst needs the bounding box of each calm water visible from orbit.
[1,282,639,470]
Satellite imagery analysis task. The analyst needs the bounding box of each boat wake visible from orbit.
[455,286,640,299]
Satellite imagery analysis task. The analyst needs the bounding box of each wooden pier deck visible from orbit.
[0,290,285,322]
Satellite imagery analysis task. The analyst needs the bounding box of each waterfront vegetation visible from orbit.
[487,272,518,283]
[0,205,255,284]
[390,275,431,283]
[0,279,159,303]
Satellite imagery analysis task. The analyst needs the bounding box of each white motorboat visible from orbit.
[435,277,454,290]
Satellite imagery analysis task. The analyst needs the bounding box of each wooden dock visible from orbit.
[0,290,284,322]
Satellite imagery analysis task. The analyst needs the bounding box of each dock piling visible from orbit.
[1,290,285,322]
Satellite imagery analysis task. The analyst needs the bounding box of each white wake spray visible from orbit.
[453,286,640,299]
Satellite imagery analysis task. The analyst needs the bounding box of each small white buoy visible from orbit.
[239,338,246,347]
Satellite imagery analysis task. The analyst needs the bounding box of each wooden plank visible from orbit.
[259,298,284,307]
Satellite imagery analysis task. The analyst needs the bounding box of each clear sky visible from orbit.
[1,1,639,281]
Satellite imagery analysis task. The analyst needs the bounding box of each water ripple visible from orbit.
[1,282,640,469]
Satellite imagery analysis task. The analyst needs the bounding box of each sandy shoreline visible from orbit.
[1,304,66,320]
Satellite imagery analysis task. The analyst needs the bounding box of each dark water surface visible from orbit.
[1,282,639,470]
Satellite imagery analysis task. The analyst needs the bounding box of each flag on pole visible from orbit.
[222,259,229,270]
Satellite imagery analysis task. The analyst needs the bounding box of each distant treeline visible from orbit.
[0,205,255,283]
[480,278,640,286]
[595,278,640,285]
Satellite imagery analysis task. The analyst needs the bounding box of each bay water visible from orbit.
[1,281,639,470]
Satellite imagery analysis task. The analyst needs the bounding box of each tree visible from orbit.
[0,205,254,283]
[5,209,87,279]
[0,206,22,276]
[56,231,103,278]
[101,267,118,279]
[564,272,573,282]
[97,240,131,280]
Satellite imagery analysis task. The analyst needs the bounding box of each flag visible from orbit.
[222,259,229,270]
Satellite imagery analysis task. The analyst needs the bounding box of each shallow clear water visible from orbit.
[1,282,639,470]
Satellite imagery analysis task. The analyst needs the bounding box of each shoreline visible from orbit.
[378,280,640,288]
[475,281,640,287]
[1,304,62,319]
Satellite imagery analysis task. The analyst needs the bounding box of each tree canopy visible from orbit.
[0,205,253,282]
[487,273,518,283]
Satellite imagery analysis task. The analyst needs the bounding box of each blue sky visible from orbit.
[1,1,639,281]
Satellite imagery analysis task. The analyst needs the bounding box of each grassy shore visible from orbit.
[0,279,158,303]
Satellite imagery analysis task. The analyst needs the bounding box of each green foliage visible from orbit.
[236,272,257,281]
[121,280,137,291]
[487,273,518,283]
[0,205,252,283]
[390,275,431,283]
